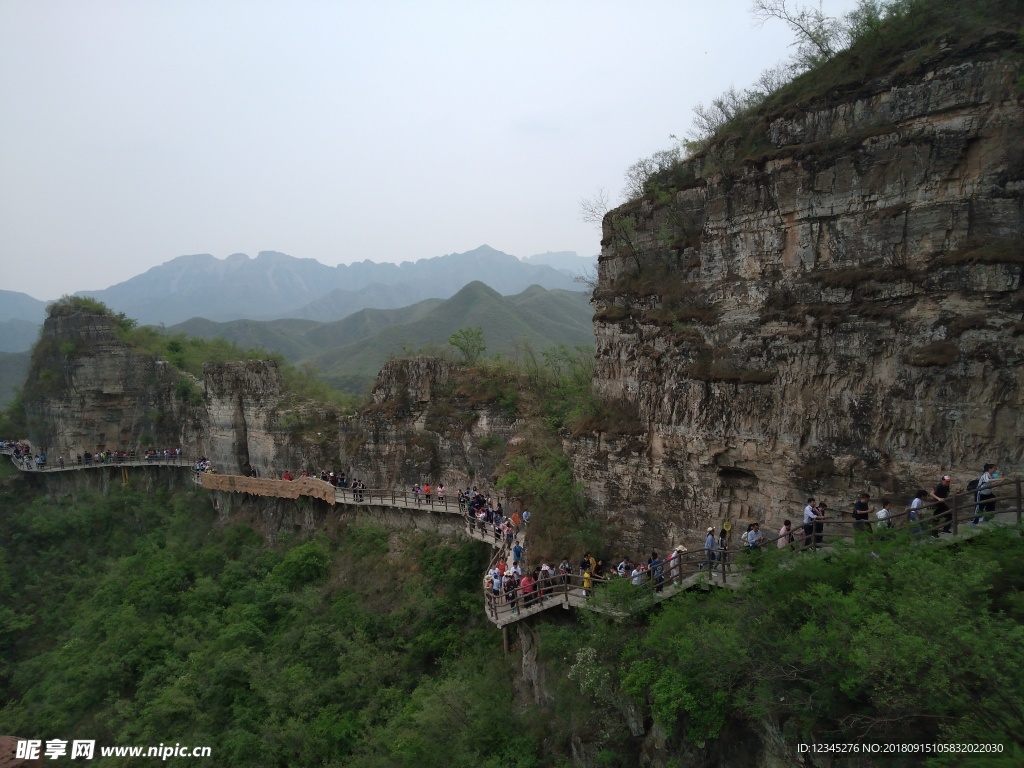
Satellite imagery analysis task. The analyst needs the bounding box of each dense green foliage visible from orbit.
[0,482,540,766]
[538,528,1024,766]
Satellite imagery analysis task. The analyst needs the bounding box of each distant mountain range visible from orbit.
[0,246,597,403]
[170,282,595,394]
[78,245,595,326]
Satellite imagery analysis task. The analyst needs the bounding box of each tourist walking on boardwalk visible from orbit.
[777,519,793,548]
[437,483,445,503]
[802,498,819,549]
[909,489,926,536]
[973,464,997,524]
[815,503,828,546]
[424,482,432,503]
[875,499,893,531]
[747,522,764,551]
[630,562,645,586]
[703,527,717,571]
[853,493,873,533]
[930,475,953,535]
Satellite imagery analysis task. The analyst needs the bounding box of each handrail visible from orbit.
[749,478,1023,551]
[484,479,1023,626]
[9,441,1019,629]
[3,447,194,472]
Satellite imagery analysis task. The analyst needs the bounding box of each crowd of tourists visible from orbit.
[1,441,186,471]
[484,463,1007,614]
[462,487,529,543]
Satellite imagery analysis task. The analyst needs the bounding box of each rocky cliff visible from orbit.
[22,306,201,458]
[21,307,515,488]
[576,33,1024,550]
[20,306,333,474]
[338,357,519,491]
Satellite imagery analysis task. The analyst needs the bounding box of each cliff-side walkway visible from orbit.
[7,448,1021,630]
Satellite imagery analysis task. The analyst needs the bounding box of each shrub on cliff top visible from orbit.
[46,295,138,336]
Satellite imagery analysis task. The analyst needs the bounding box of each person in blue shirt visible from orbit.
[747,522,764,550]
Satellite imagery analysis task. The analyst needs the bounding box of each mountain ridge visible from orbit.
[77,245,585,325]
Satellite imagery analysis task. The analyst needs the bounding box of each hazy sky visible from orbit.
[1,0,859,300]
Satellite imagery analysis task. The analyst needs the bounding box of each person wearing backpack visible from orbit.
[972,463,998,525]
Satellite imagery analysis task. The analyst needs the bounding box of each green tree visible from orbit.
[447,327,485,365]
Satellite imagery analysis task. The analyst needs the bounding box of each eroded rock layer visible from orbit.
[577,41,1024,549]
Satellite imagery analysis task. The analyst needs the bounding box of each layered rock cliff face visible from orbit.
[22,307,200,458]
[575,36,1024,549]
[22,311,514,486]
[200,360,345,476]
[338,357,518,491]
[21,308,331,474]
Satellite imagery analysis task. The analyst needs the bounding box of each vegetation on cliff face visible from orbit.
[0,481,539,767]
[538,527,1024,766]
[28,295,360,412]
[1,476,1020,767]
[627,0,1024,197]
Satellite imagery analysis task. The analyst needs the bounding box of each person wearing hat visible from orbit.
[930,475,953,535]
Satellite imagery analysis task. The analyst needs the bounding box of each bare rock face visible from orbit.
[577,41,1024,551]
[20,309,331,476]
[22,306,514,486]
[22,307,199,458]
[339,357,518,491]
[201,360,285,474]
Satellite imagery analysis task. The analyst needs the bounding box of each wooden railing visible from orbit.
[484,478,1023,626]
[9,444,1020,628]
[2,446,191,471]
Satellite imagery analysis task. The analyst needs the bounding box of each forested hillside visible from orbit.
[0,472,537,766]
[1,465,1021,766]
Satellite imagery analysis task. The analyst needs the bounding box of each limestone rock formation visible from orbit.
[339,357,518,491]
[21,305,200,459]
[21,306,515,490]
[577,35,1024,550]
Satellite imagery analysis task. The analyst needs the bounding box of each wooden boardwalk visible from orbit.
[6,447,1020,630]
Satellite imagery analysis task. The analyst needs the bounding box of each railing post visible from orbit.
[1011,479,1019,528]
[951,490,960,536]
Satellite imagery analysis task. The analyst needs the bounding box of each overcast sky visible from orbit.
[1,0,859,301]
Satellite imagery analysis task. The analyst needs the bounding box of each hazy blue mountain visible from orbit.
[166,283,593,395]
[283,282,436,323]
[522,251,597,277]
[0,289,49,323]
[79,245,580,325]
[0,291,48,353]
[0,350,30,408]
[168,317,325,362]
[166,298,445,363]
[0,318,42,353]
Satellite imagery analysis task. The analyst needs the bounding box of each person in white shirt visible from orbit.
[630,565,645,586]
[909,489,926,535]
[802,498,819,549]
